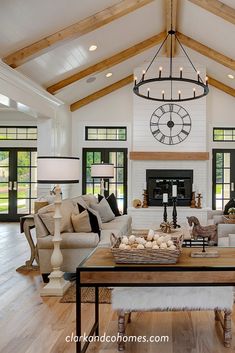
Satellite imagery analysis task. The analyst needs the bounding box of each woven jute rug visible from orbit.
[60,282,112,303]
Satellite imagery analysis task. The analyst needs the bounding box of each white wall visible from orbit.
[71,85,133,197]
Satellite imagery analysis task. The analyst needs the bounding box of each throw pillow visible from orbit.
[71,211,92,233]
[77,203,100,237]
[38,199,74,235]
[90,197,115,223]
[98,193,121,217]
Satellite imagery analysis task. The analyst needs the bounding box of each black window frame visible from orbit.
[213,127,235,142]
[0,126,37,140]
[85,126,127,141]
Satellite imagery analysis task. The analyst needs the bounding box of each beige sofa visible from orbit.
[34,195,131,277]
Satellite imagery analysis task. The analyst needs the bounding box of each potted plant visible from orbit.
[228,207,235,219]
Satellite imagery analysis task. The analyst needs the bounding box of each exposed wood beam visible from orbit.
[2,0,154,68]
[177,32,235,71]
[208,76,235,97]
[166,0,178,57]
[188,0,235,25]
[130,152,209,160]
[70,75,133,111]
[47,32,165,94]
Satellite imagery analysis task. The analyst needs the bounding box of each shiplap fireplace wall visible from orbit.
[129,58,209,208]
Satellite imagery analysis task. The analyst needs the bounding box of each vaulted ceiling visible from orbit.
[0,0,234,111]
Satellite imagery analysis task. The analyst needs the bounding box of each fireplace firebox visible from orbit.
[146,169,193,206]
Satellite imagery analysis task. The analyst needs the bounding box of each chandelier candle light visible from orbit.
[91,162,114,196]
[133,0,209,102]
[37,156,80,296]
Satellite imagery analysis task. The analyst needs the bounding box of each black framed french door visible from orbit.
[82,148,128,214]
[0,148,37,221]
[212,149,235,210]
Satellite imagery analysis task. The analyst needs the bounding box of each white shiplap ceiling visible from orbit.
[0,0,234,108]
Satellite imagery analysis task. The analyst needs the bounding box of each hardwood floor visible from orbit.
[0,222,235,353]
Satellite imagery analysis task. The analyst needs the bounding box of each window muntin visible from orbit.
[85,127,127,141]
[0,126,37,140]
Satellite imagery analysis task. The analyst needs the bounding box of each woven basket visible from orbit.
[111,230,183,264]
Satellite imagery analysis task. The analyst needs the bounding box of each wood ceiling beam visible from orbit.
[177,32,235,71]
[166,0,178,57]
[208,76,235,97]
[2,0,154,68]
[47,32,165,94]
[188,0,235,25]
[70,74,133,111]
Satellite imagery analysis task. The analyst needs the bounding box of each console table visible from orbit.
[17,214,39,271]
[76,247,235,353]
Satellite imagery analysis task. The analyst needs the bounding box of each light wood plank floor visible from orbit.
[0,223,235,353]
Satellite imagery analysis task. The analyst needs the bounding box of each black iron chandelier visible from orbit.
[133,1,209,102]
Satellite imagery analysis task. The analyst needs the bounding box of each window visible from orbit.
[0,126,37,140]
[82,148,128,214]
[85,127,127,141]
[213,128,235,142]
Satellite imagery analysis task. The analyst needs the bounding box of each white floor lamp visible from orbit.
[91,162,114,196]
[37,156,79,296]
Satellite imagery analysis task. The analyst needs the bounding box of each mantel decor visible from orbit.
[133,0,209,102]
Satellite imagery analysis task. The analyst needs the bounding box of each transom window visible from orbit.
[85,127,127,141]
[0,126,37,140]
[213,128,235,142]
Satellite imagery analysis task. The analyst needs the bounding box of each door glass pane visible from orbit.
[18,151,30,166]
[0,199,8,214]
[216,199,223,210]
[18,183,30,198]
[117,168,124,182]
[224,184,230,198]
[18,167,30,182]
[216,169,222,183]
[94,152,101,163]
[0,167,9,182]
[216,153,223,168]
[0,151,9,165]
[17,199,29,214]
[0,183,8,198]
[117,152,124,167]
[224,169,230,183]
[224,153,230,168]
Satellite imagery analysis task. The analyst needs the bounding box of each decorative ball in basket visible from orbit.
[111,229,183,264]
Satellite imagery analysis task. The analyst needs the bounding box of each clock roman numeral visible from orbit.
[150,122,159,126]
[180,113,189,119]
[159,106,165,114]
[169,104,174,112]
[152,129,161,137]
[183,123,191,126]
[159,134,165,143]
[169,136,173,145]
[178,135,183,142]
[152,113,161,118]
[181,129,189,136]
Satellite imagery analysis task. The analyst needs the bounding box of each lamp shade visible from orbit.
[91,163,114,178]
[37,156,79,184]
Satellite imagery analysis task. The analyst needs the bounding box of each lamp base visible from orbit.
[40,270,71,296]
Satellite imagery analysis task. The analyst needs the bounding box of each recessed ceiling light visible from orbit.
[86,76,96,83]
[228,74,234,79]
[89,45,97,52]
[106,72,113,78]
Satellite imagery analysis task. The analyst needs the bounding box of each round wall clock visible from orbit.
[150,103,192,145]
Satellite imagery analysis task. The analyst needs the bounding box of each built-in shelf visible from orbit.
[129,152,209,161]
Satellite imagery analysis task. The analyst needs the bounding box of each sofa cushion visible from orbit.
[38,199,75,235]
[90,198,115,223]
[71,211,92,233]
[77,203,100,237]
[37,232,99,249]
[72,194,98,208]
[98,193,121,216]
[101,215,131,235]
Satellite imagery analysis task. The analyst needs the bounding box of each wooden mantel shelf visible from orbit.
[130,152,209,161]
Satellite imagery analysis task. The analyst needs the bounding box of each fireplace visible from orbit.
[146,169,193,206]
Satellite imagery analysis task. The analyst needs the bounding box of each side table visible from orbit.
[17,214,39,271]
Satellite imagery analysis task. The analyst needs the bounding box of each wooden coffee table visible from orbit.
[76,247,235,353]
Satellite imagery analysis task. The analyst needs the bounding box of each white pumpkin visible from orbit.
[129,235,136,243]
[169,244,176,250]
[152,244,159,249]
[121,236,129,245]
[160,242,167,249]
[157,236,165,245]
[145,241,153,248]
[163,235,171,243]
[137,244,145,249]
[167,240,174,247]
[119,243,127,250]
